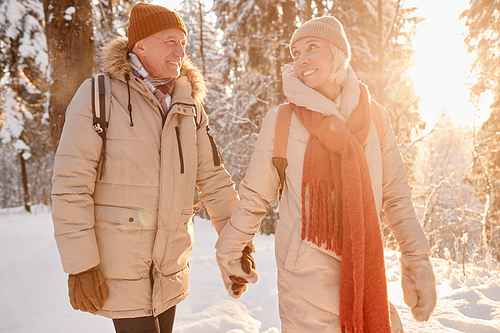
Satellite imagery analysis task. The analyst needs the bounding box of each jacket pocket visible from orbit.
[95,205,143,225]
[160,208,195,276]
[94,205,145,279]
[159,263,190,305]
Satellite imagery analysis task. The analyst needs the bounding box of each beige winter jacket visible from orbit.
[52,37,238,319]
[216,64,429,332]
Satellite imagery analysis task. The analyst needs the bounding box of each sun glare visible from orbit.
[157,0,491,129]
[406,0,491,129]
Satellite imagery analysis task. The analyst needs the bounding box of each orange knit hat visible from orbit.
[128,3,187,51]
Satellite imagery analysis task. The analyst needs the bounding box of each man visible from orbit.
[51,3,238,332]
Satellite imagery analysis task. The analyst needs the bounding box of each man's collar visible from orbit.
[128,52,176,87]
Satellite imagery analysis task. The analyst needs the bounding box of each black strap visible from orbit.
[91,77,96,124]
[97,75,107,139]
[206,126,222,166]
[91,75,108,180]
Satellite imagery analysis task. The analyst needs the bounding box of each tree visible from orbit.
[212,0,301,233]
[0,0,51,210]
[461,0,500,259]
[0,0,136,209]
[212,0,297,184]
[411,118,484,265]
[93,0,137,55]
[43,0,94,151]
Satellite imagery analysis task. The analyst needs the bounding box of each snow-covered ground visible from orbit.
[1,205,500,333]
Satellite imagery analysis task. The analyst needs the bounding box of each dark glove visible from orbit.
[241,246,256,274]
[230,276,249,296]
[68,267,109,313]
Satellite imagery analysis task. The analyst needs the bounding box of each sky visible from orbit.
[1,205,500,332]
[156,0,490,129]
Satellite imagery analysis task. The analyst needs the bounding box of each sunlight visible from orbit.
[405,0,491,129]
[157,0,492,129]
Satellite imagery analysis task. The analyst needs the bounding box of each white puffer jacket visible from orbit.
[216,64,429,332]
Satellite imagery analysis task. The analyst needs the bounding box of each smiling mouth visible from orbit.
[303,69,317,76]
[167,60,179,66]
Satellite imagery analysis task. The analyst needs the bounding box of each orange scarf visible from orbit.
[292,83,391,333]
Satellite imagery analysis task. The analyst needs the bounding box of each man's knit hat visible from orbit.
[290,16,350,59]
[128,3,187,51]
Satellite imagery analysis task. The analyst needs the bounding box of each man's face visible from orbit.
[134,28,186,79]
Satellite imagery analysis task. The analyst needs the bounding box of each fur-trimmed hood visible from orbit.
[99,36,207,105]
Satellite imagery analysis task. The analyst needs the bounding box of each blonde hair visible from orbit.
[328,43,349,87]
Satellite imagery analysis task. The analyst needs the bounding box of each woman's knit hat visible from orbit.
[290,16,350,59]
[128,3,187,51]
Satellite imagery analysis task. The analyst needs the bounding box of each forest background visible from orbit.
[1,0,500,270]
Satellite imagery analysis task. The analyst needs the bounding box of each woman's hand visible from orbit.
[216,246,259,299]
[400,254,437,321]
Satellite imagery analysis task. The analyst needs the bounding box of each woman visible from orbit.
[215,16,436,333]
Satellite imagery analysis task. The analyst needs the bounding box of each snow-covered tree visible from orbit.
[212,0,296,184]
[410,118,484,264]
[0,0,51,210]
[461,0,500,259]
[93,0,137,58]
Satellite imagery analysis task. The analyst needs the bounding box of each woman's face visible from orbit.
[291,37,341,101]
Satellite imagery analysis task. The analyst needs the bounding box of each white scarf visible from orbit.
[128,53,174,113]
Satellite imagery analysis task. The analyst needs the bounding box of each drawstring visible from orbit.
[124,73,134,127]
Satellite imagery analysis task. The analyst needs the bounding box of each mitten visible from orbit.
[68,266,109,313]
[216,246,259,299]
[400,254,437,321]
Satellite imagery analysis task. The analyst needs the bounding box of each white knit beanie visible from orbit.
[290,16,350,59]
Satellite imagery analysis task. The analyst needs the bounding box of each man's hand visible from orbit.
[217,246,259,299]
[68,267,109,313]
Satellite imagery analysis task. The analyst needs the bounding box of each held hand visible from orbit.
[217,246,259,299]
[400,254,437,321]
[241,246,256,274]
[68,267,109,313]
[230,276,250,296]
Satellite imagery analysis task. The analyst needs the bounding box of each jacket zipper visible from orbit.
[175,126,185,174]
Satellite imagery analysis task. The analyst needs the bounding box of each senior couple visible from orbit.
[51,3,436,333]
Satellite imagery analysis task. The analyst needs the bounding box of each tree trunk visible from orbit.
[19,152,31,213]
[197,0,206,74]
[279,0,296,102]
[43,0,95,152]
[377,0,384,101]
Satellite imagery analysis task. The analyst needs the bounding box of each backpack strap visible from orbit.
[273,103,293,201]
[91,74,111,180]
[370,100,385,145]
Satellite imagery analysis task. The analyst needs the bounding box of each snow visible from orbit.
[1,206,500,332]
[65,6,76,14]
[64,6,75,20]
[12,139,31,159]
[0,89,28,144]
